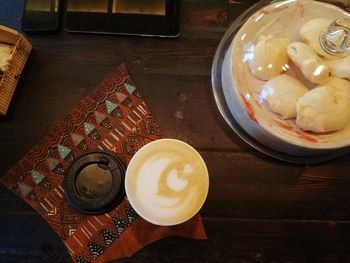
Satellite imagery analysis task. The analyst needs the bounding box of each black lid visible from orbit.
[64,151,125,214]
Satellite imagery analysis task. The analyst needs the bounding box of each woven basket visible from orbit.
[0,26,32,115]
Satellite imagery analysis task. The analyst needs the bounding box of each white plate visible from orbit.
[222,0,350,155]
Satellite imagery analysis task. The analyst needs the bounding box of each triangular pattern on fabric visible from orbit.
[102,229,117,247]
[105,100,118,114]
[94,111,106,124]
[116,92,127,103]
[18,183,33,197]
[88,242,105,260]
[124,83,136,94]
[76,255,91,263]
[31,170,45,185]
[57,144,71,160]
[47,157,59,170]
[113,217,129,235]
[71,133,83,146]
[84,122,95,135]
[125,206,138,224]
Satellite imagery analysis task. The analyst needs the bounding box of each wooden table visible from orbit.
[1,1,350,262]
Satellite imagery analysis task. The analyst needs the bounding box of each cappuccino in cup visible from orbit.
[125,139,209,226]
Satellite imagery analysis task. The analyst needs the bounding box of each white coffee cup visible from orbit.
[125,139,209,226]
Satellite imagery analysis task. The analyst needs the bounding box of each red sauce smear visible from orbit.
[296,131,318,143]
[241,95,257,122]
[274,120,318,143]
[303,130,320,136]
[274,120,294,131]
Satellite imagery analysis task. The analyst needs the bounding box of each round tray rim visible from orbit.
[210,0,350,164]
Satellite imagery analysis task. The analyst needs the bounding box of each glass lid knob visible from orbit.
[320,18,350,57]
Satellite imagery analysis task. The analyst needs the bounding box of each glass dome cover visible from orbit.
[212,0,350,163]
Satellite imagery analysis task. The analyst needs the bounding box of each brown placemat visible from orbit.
[0,64,207,263]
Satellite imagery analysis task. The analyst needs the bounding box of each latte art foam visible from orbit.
[125,139,209,226]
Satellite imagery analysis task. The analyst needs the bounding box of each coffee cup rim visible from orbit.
[125,138,209,226]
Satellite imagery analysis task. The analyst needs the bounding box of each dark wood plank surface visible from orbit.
[1,0,350,262]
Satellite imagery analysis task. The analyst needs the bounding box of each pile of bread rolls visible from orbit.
[248,18,350,133]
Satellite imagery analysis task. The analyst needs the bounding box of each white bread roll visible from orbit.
[299,18,337,59]
[296,85,350,132]
[261,74,309,119]
[288,42,330,84]
[248,35,289,81]
[327,55,350,80]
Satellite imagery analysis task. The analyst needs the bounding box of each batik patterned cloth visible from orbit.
[0,64,207,263]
